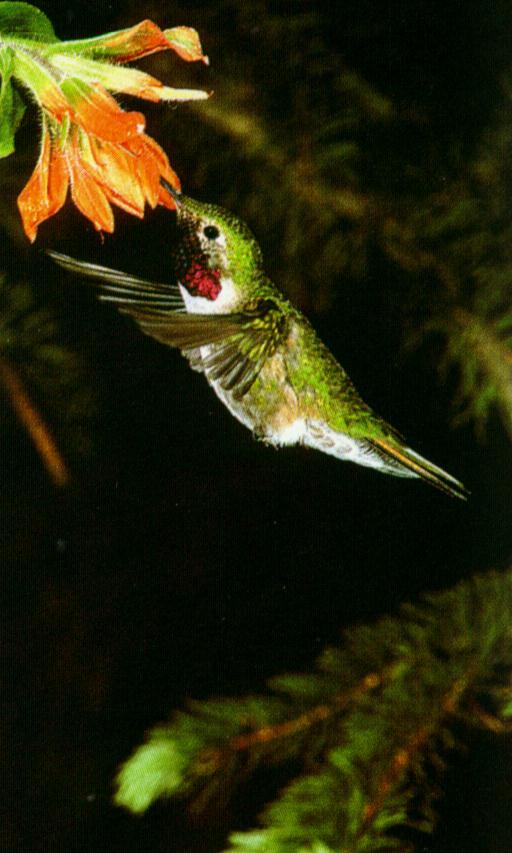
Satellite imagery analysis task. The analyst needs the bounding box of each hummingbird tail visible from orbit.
[368,438,469,500]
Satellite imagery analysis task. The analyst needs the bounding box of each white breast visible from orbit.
[178,279,239,314]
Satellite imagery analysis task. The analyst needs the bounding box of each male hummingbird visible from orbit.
[49,184,467,498]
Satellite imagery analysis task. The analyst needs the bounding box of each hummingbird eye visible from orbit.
[203,225,220,240]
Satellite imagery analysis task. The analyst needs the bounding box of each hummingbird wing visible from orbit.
[47,251,184,311]
[130,299,288,400]
[48,252,286,399]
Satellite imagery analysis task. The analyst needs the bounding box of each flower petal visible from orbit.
[52,20,174,63]
[125,133,180,209]
[47,135,69,211]
[89,137,145,217]
[157,182,178,210]
[17,125,68,241]
[50,20,209,65]
[164,27,209,65]
[67,130,114,233]
[52,54,208,103]
[61,80,145,143]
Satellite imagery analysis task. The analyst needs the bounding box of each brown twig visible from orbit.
[359,675,469,839]
[0,356,69,487]
[194,665,400,777]
[230,671,385,753]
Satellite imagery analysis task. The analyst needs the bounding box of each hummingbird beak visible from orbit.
[161,178,181,209]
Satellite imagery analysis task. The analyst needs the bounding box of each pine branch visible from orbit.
[357,673,468,841]
[115,569,512,851]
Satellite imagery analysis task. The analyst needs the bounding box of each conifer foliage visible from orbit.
[116,569,512,851]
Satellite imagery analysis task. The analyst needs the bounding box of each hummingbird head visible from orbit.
[163,181,263,309]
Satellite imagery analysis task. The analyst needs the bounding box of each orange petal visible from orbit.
[53,20,208,64]
[89,138,145,217]
[127,134,180,208]
[17,127,69,242]
[47,138,69,213]
[38,82,74,122]
[134,147,161,207]
[164,27,209,64]
[84,20,176,63]
[157,183,177,210]
[62,81,146,144]
[67,131,114,233]
[17,129,51,242]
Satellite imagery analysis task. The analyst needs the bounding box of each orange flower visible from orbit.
[7,13,208,240]
[18,87,181,241]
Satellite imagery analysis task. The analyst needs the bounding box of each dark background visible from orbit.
[2,1,512,850]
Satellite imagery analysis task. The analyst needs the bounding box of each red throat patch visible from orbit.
[182,261,222,301]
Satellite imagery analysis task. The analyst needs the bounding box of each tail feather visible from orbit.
[369,438,469,500]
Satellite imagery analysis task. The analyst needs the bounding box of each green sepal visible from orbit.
[0,2,57,42]
[11,47,61,101]
[59,77,92,109]
[42,29,134,58]
[0,44,26,157]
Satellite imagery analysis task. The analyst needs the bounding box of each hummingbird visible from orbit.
[49,182,467,498]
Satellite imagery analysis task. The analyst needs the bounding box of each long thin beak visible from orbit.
[161,178,181,208]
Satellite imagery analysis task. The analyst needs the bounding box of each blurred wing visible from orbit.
[130,299,288,399]
[47,251,184,311]
[48,251,287,399]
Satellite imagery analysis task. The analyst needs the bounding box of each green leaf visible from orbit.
[0,2,57,42]
[0,45,25,157]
